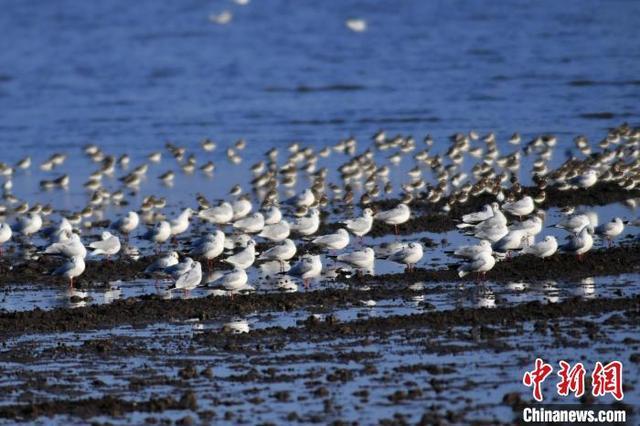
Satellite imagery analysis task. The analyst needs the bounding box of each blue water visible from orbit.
[1,0,638,155]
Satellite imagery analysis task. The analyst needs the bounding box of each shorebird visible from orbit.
[144,251,179,274]
[342,208,374,239]
[112,211,139,239]
[312,228,350,251]
[45,233,87,259]
[560,225,594,261]
[224,240,257,269]
[190,230,225,269]
[457,251,496,281]
[387,242,423,272]
[336,247,375,269]
[52,256,86,287]
[258,238,297,271]
[258,220,290,242]
[375,203,410,235]
[523,236,558,259]
[0,223,12,255]
[89,231,121,259]
[594,217,625,247]
[288,254,322,288]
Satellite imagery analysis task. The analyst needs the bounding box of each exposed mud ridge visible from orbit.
[347,243,640,285]
[195,296,640,346]
[0,393,198,421]
[0,255,150,286]
[361,182,640,236]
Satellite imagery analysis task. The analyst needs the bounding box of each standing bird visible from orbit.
[457,251,496,280]
[145,251,180,274]
[143,220,171,249]
[523,236,558,259]
[258,238,297,271]
[89,231,121,259]
[112,211,139,240]
[336,247,375,270]
[342,208,374,240]
[16,212,43,237]
[258,220,290,242]
[224,240,257,269]
[172,260,202,292]
[290,208,320,236]
[170,208,194,239]
[45,233,87,259]
[375,203,410,235]
[0,223,11,255]
[312,228,350,251]
[190,230,225,269]
[288,254,322,288]
[560,226,594,261]
[52,256,86,287]
[387,242,423,272]
[502,196,534,219]
[595,217,625,247]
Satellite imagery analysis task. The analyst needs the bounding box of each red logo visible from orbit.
[523,359,623,402]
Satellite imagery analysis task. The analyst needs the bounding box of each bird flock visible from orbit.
[0,122,639,294]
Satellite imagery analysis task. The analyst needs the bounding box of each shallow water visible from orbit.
[0,0,639,212]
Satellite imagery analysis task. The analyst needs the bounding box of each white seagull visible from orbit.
[52,256,86,287]
[312,228,350,251]
[89,231,121,258]
[387,242,423,272]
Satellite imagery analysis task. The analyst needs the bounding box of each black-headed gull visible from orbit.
[387,242,423,272]
[224,240,257,269]
[560,226,594,260]
[502,196,534,219]
[595,217,625,247]
[288,254,322,288]
[190,230,225,268]
[258,220,290,242]
[89,231,121,259]
[342,208,374,238]
[199,202,233,224]
[336,247,375,269]
[312,228,350,251]
[375,203,410,234]
[145,251,179,274]
[233,212,265,234]
[112,211,139,237]
[457,251,496,280]
[290,208,320,236]
[0,223,11,255]
[45,233,87,259]
[52,256,86,287]
[523,236,558,259]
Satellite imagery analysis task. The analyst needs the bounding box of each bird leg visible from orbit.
[69,277,74,288]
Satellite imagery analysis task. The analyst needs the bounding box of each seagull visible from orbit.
[145,251,179,274]
[375,203,410,234]
[170,208,194,237]
[502,196,534,219]
[233,212,265,234]
[595,217,625,247]
[312,228,350,251]
[263,206,282,225]
[258,220,290,242]
[342,208,374,238]
[258,239,297,268]
[336,247,375,269]
[569,169,598,189]
[45,233,87,259]
[0,223,11,255]
[461,204,494,224]
[457,251,496,280]
[52,256,86,287]
[16,212,43,237]
[523,236,558,259]
[190,230,225,268]
[451,240,492,260]
[42,218,73,244]
[199,202,233,224]
[560,226,594,260]
[290,208,320,236]
[510,213,544,238]
[552,213,591,234]
[345,18,367,32]
[492,229,531,257]
[387,242,423,272]
[288,254,322,288]
[89,231,121,259]
[206,268,250,293]
[143,220,171,248]
[165,257,194,280]
[224,240,257,269]
[286,189,315,208]
[172,260,202,291]
[112,211,139,238]
[232,197,252,221]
